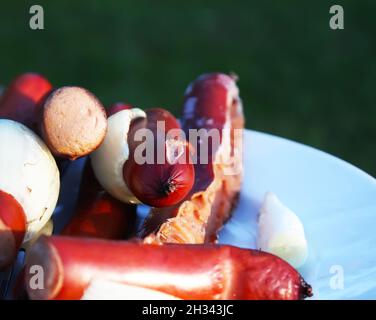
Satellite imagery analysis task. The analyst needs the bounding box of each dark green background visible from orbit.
[1,1,375,176]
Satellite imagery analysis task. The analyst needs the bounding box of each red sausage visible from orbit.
[62,160,136,239]
[122,108,195,208]
[24,236,312,300]
[106,102,133,117]
[0,190,27,270]
[0,73,52,131]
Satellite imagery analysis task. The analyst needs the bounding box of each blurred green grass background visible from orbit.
[1,0,375,176]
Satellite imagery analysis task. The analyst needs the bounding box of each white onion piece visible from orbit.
[91,108,146,203]
[257,192,308,268]
[22,219,53,251]
[0,119,60,242]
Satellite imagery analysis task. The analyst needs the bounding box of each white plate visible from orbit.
[55,129,376,300]
[219,130,376,300]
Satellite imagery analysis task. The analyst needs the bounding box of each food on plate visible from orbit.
[40,86,107,160]
[62,159,136,239]
[24,236,313,300]
[257,192,308,268]
[141,73,244,243]
[1,71,316,301]
[91,107,194,207]
[81,280,180,300]
[0,119,60,269]
[0,73,52,131]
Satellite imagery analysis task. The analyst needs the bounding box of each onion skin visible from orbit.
[0,190,27,270]
[0,73,52,131]
[123,108,194,207]
[24,236,313,300]
[62,159,136,239]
